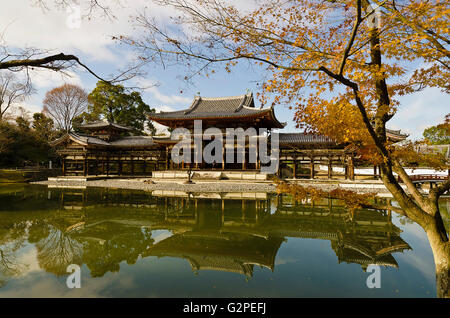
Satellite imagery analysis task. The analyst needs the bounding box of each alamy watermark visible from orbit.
[66,264,81,289]
[366,264,381,289]
[170,120,279,174]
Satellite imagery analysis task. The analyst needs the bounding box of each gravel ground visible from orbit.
[33,178,393,194]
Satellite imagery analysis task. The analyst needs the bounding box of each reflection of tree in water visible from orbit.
[33,224,83,276]
[77,225,154,277]
[0,222,28,287]
[0,186,447,296]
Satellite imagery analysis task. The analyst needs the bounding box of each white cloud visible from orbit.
[28,69,83,89]
[146,86,191,105]
[0,0,176,64]
[390,88,449,140]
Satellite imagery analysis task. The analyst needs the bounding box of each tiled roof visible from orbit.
[109,136,155,148]
[278,133,336,145]
[386,128,408,136]
[386,128,408,141]
[51,133,155,148]
[78,121,133,131]
[149,93,285,128]
[69,133,110,146]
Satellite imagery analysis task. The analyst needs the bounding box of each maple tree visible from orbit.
[124,0,450,296]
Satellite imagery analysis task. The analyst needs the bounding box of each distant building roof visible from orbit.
[78,121,133,132]
[50,132,155,148]
[278,129,407,146]
[148,93,286,129]
[386,128,408,142]
[278,133,337,145]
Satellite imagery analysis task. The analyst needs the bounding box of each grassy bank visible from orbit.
[0,169,60,183]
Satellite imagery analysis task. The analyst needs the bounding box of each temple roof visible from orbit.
[148,93,286,129]
[145,232,282,276]
[386,128,409,142]
[278,133,337,145]
[50,132,156,148]
[77,121,133,132]
[278,128,407,146]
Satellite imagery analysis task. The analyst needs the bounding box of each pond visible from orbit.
[0,184,448,297]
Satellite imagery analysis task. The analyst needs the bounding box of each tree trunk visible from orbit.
[426,224,450,298]
[379,163,449,297]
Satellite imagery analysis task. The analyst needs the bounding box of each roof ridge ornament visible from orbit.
[184,96,201,114]
[235,94,247,112]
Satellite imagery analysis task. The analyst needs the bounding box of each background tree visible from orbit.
[423,114,450,145]
[123,0,450,297]
[0,116,52,167]
[0,73,33,121]
[83,81,155,135]
[32,112,60,146]
[43,84,88,132]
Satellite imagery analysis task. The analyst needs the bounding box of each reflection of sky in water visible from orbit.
[0,185,446,297]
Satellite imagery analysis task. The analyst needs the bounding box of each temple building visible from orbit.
[51,92,408,178]
[50,121,166,176]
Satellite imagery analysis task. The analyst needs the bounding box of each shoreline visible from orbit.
[32,178,399,195]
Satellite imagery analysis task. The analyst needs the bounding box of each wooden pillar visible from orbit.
[328,158,332,179]
[222,145,225,170]
[310,156,315,179]
[374,165,377,179]
[62,158,66,176]
[165,147,169,170]
[83,157,87,176]
[118,158,122,176]
[143,159,147,175]
[344,154,348,180]
[106,157,110,176]
[131,156,135,175]
[349,156,354,180]
[293,159,297,179]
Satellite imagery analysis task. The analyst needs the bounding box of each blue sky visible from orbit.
[1,0,448,139]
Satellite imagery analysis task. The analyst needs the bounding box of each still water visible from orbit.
[0,184,448,297]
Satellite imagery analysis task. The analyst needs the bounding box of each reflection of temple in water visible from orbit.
[0,187,411,279]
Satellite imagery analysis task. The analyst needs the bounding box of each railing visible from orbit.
[397,174,449,183]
